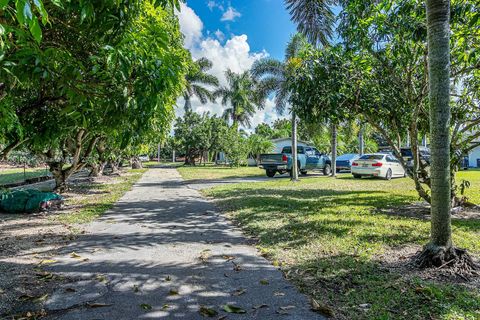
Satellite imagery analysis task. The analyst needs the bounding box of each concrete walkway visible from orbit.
[45,168,323,319]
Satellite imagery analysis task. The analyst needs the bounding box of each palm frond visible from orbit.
[285,33,308,59]
[285,0,335,46]
[251,58,285,79]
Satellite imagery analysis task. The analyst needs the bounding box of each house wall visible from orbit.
[469,145,480,168]
[273,139,308,153]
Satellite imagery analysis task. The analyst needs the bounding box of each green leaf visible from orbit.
[29,17,42,43]
[0,0,9,9]
[198,306,218,317]
[222,304,246,314]
[140,303,152,310]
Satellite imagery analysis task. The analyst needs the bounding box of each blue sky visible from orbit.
[186,0,297,60]
[176,1,339,130]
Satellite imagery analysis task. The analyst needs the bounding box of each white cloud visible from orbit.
[175,4,284,132]
[214,29,225,42]
[177,3,203,49]
[207,0,216,10]
[221,6,241,22]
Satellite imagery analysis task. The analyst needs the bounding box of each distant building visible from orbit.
[468,143,480,168]
[271,138,309,153]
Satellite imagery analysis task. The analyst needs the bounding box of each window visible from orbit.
[359,154,384,160]
[282,146,305,154]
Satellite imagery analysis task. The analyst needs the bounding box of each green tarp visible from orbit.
[0,189,63,213]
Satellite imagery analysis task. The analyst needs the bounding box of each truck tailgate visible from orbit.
[259,154,285,164]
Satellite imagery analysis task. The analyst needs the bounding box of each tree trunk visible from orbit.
[331,122,337,177]
[131,157,143,169]
[49,161,69,193]
[358,123,364,155]
[427,0,452,250]
[414,0,474,270]
[89,162,106,177]
[0,139,24,161]
[291,111,299,181]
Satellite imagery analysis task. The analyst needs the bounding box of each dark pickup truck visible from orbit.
[259,146,332,177]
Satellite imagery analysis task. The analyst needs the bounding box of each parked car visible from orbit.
[335,153,360,172]
[351,153,405,180]
[259,146,331,178]
[400,147,431,169]
[138,155,150,162]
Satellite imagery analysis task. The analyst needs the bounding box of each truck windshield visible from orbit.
[282,146,304,154]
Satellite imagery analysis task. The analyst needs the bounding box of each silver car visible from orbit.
[351,154,405,180]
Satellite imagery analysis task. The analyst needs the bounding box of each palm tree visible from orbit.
[252,34,310,181]
[285,0,335,47]
[183,58,219,113]
[214,70,264,129]
[285,0,337,177]
[415,0,457,267]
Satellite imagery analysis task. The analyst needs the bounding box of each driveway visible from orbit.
[43,167,324,319]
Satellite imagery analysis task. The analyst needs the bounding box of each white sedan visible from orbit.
[351,153,405,180]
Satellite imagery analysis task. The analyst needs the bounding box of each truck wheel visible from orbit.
[266,170,276,178]
[323,164,332,176]
[300,170,308,176]
[353,174,361,179]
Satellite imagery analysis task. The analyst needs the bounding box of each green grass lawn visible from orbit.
[0,167,50,186]
[177,164,263,180]
[55,169,147,224]
[203,171,480,320]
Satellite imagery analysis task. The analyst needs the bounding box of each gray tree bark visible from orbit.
[291,111,299,181]
[331,122,337,177]
[427,0,452,249]
[358,123,364,155]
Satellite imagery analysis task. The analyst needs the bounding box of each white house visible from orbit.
[468,143,480,168]
[271,138,310,153]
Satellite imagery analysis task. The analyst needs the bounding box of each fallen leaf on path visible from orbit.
[35,294,49,302]
[222,255,235,261]
[38,259,57,265]
[232,288,246,296]
[277,305,297,314]
[87,303,112,308]
[95,274,108,283]
[253,304,269,310]
[19,294,36,301]
[311,298,335,317]
[162,304,170,310]
[0,289,4,294]
[232,261,241,272]
[222,304,246,314]
[70,252,81,259]
[199,306,218,317]
[140,303,152,310]
[259,279,269,285]
[133,285,140,293]
[165,275,172,282]
[274,291,285,296]
[64,288,76,293]
[199,249,212,263]
[169,289,179,296]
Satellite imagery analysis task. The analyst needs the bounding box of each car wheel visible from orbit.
[385,169,393,181]
[353,174,361,179]
[300,170,308,176]
[266,170,276,178]
[323,164,332,176]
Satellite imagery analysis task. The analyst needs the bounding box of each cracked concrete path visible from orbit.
[45,167,323,319]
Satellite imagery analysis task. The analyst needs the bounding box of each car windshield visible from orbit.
[282,146,304,154]
[359,154,384,160]
[337,154,357,160]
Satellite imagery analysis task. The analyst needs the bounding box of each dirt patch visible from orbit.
[379,202,480,221]
[0,169,135,317]
[376,244,480,289]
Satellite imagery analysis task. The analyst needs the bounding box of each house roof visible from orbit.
[271,137,310,145]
